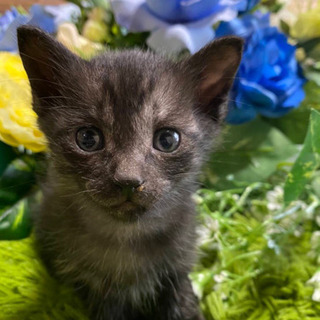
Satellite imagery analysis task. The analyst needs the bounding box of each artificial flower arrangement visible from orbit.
[0,0,320,319]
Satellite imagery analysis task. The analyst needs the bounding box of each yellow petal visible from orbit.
[0,52,46,152]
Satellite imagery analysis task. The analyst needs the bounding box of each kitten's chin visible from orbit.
[109,203,147,223]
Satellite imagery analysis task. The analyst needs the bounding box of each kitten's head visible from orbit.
[17,26,242,222]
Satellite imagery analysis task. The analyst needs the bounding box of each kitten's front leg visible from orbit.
[153,274,204,320]
[88,294,147,320]
[85,280,203,320]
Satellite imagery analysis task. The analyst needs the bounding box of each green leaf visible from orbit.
[284,109,320,205]
[264,107,310,144]
[0,158,36,209]
[302,81,320,109]
[202,118,298,190]
[298,37,320,56]
[0,142,16,176]
[280,19,290,36]
[304,69,320,87]
[0,197,32,240]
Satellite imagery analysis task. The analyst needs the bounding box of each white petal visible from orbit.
[111,0,168,31]
[44,4,81,26]
[147,24,214,54]
[187,7,238,28]
[111,0,237,32]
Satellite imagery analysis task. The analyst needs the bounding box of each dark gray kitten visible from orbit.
[17,26,242,320]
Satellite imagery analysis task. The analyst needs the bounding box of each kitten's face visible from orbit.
[18,27,242,222]
[37,54,209,220]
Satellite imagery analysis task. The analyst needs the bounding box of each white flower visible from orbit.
[110,0,247,54]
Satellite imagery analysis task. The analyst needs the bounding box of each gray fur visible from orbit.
[17,26,243,320]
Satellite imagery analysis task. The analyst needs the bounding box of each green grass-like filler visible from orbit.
[0,186,320,320]
[0,237,88,320]
[192,188,320,320]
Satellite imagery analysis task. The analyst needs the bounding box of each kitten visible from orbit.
[17,26,242,320]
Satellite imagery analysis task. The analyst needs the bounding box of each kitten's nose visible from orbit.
[113,173,144,189]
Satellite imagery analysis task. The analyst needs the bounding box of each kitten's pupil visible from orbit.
[153,129,180,153]
[76,127,103,152]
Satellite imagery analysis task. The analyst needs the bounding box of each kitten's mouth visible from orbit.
[110,200,140,210]
[88,192,147,221]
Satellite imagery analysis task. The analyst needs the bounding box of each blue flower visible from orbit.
[0,8,29,51]
[216,12,306,124]
[236,0,260,13]
[0,4,80,52]
[111,0,260,54]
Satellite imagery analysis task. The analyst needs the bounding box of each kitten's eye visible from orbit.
[76,127,103,152]
[153,129,180,153]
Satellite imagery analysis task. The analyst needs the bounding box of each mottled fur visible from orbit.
[17,26,242,320]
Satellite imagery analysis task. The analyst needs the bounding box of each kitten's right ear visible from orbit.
[17,26,81,113]
[185,37,243,122]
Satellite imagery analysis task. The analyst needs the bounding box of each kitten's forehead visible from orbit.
[92,51,195,139]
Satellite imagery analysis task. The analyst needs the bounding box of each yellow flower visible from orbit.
[82,8,109,43]
[82,20,108,43]
[56,23,104,59]
[291,2,320,40]
[0,52,46,152]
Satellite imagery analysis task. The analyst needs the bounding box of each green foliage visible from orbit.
[203,119,297,190]
[298,37,320,61]
[0,197,31,240]
[192,183,320,320]
[303,81,320,107]
[68,0,149,49]
[0,157,39,240]
[0,236,88,320]
[0,142,16,176]
[284,110,320,205]
[264,107,310,144]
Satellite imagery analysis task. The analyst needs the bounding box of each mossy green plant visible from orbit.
[191,185,320,320]
[0,237,88,320]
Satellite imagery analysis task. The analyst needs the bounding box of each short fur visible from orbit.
[17,26,243,320]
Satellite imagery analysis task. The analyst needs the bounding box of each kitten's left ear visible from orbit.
[17,25,84,115]
[186,37,243,121]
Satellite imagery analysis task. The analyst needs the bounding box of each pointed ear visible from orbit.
[186,37,243,121]
[17,26,82,114]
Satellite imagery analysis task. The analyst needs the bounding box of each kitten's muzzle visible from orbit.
[113,174,144,191]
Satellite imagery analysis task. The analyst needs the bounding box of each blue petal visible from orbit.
[146,0,222,23]
[44,4,81,27]
[28,4,56,34]
[240,80,277,109]
[281,86,306,108]
[0,8,19,30]
[111,0,168,32]
[147,24,214,53]
[216,12,269,38]
[236,0,260,13]
[0,14,30,52]
[112,0,239,33]
[226,99,257,124]
[258,106,292,118]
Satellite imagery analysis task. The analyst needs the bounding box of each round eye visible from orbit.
[153,129,180,153]
[76,127,103,152]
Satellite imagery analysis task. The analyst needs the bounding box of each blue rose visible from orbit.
[0,4,80,52]
[111,0,260,54]
[236,0,260,13]
[216,12,306,124]
[0,8,29,51]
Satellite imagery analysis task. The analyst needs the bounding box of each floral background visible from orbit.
[0,0,320,319]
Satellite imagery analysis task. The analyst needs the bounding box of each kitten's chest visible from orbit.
[57,234,170,303]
